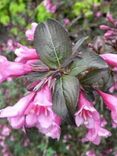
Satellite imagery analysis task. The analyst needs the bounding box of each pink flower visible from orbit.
[100,25,110,30]
[76,91,111,145]
[15,45,39,63]
[39,116,61,139]
[75,91,100,129]
[86,150,96,156]
[104,30,114,38]
[82,122,111,145]
[43,0,57,13]
[25,22,38,41]
[63,18,70,25]
[1,126,11,137]
[95,12,102,18]
[100,53,117,67]
[0,55,32,83]
[97,90,117,125]
[0,85,61,139]
[106,12,115,24]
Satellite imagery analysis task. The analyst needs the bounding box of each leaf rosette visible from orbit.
[34,19,109,121]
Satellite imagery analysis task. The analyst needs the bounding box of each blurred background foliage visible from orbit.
[0,0,117,156]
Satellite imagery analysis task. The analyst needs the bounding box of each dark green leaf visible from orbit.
[72,36,88,54]
[69,49,108,76]
[52,75,79,120]
[34,19,72,69]
[80,69,113,90]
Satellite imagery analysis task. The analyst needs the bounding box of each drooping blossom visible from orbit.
[100,13,117,45]
[100,53,117,93]
[82,120,111,145]
[43,0,57,13]
[97,90,117,125]
[0,85,61,139]
[75,91,111,145]
[75,91,100,129]
[0,55,33,83]
[100,53,117,68]
[15,45,39,63]
[25,22,38,41]
[38,115,61,139]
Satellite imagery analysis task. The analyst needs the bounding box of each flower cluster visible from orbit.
[1,18,117,145]
[100,13,117,50]
[0,22,61,140]
[99,13,117,93]
[75,91,111,145]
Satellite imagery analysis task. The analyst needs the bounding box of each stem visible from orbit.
[43,137,49,156]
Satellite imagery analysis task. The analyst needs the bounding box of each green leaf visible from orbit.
[10,1,25,15]
[0,0,9,9]
[52,75,79,120]
[69,49,108,76]
[80,69,113,90]
[36,4,52,22]
[0,14,10,25]
[72,36,89,54]
[34,19,72,69]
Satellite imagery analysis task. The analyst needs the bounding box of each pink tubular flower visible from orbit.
[99,25,110,30]
[39,116,61,139]
[104,30,114,39]
[0,85,61,139]
[82,121,111,145]
[25,22,38,41]
[43,0,57,13]
[75,91,100,129]
[75,91,111,145]
[100,53,117,67]
[15,45,39,63]
[106,12,115,24]
[0,55,32,83]
[97,90,117,125]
